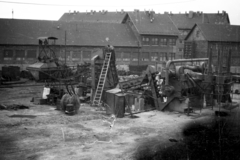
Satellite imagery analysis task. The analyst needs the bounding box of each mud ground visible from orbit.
[0,82,240,160]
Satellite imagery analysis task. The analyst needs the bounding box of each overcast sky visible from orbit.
[0,0,239,25]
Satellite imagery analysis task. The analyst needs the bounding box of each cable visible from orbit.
[0,0,196,7]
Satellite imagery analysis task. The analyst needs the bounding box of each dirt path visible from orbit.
[0,85,239,160]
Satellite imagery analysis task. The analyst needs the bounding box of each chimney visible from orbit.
[202,14,205,23]
[134,9,139,12]
[222,10,225,16]
[188,11,194,18]
[164,11,169,14]
[150,11,154,22]
[121,9,124,14]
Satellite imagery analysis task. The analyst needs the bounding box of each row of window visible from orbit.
[116,52,175,62]
[3,50,37,60]
[210,44,240,51]
[2,49,175,62]
[142,36,177,46]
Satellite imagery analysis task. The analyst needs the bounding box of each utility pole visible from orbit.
[65,30,67,64]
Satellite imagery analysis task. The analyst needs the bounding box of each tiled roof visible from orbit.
[169,12,230,30]
[127,11,179,36]
[187,23,240,42]
[0,19,139,47]
[59,11,127,23]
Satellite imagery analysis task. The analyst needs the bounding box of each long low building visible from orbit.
[0,18,140,69]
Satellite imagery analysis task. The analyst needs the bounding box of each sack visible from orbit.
[42,87,50,99]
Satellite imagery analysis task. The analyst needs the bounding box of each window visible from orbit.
[169,53,175,60]
[151,38,159,45]
[3,50,13,60]
[131,52,138,61]
[26,50,37,59]
[122,52,130,61]
[159,38,167,46]
[159,52,167,61]
[82,51,91,61]
[140,52,149,61]
[72,51,81,61]
[184,30,189,35]
[116,52,122,61]
[150,52,158,61]
[196,30,200,37]
[179,48,183,52]
[15,50,25,60]
[168,38,176,46]
[142,37,150,45]
[179,39,183,44]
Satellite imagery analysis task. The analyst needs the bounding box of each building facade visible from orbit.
[184,23,240,73]
[168,11,230,58]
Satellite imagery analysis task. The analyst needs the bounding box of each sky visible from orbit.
[0,0,239,25]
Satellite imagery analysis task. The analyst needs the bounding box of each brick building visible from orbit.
[184,23,240,73]
[168,11,230,58]
[0,19,139,70]
[0,10,232,70]
[124,11,179,66]
[59,10,179,67]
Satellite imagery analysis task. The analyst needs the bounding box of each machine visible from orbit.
[118,47,236,114]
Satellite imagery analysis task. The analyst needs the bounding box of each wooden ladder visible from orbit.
[92,52,112,106]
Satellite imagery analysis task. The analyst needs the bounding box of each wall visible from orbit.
[208,42,240,67]
[0,45,140,70]
[0,45,39,70]
[139,35,178,66]
[194,41,209,58]
[186,26,205,41]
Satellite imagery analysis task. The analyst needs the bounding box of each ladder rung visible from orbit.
[93,52,111,105]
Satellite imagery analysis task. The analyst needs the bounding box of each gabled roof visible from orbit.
[59,11,127,23]
[185,23,240,42]
[127,11,179,36]
[169,12,230,30]
[0,19,139,47]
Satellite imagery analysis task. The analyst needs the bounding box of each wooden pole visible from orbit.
[65,30,67,64]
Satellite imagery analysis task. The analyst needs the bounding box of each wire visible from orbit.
[0,0,196,7]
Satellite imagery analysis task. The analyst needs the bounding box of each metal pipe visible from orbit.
[208,47,213,74]
[165,58,209,85]
[0,82,79,88]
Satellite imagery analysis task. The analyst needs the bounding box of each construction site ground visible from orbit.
[0,82,240,160]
